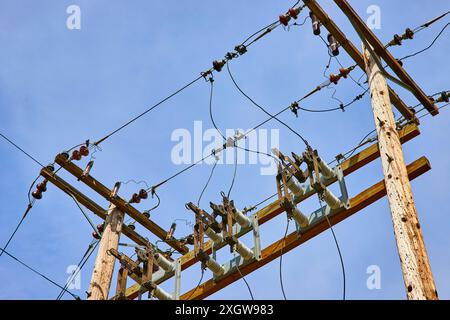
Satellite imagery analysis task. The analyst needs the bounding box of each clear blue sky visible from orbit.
[0,0,449,299]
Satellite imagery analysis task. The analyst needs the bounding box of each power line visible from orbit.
[207,76,226,141]
[399,23,449,62]
[56,240,100,300]
[197,159,218,207]
[317,195,346,300]
[226,62,310,147]
[0,248,79,300]
[94,75,204,146]
[0,204,33,258]
[227,148,238,198]
[93,1,305,148]
[279,218,290,300]
[149,66,359,192]
[0,132,45,168]
[234,252,255,300]
[0,133,65,259]
[184,269,205,300]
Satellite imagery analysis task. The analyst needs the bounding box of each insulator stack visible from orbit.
[339,67,351,79]
[234,240,254,260]
[388,28,414,47]
[327,33,339,56]
[92,231,101,240]
[310,12,321,35]
[71,145,89,161]
[291,207,309,228]
[129,189,148,204]
[286,175,304,197]
[97,224,104,233]
[232,208,251,228]
[205,226,223,244]
[321,188,342,210]
[329,73,340,85]
[288,8,300,20]
[154,253,175,272]
[205,256,225,277]
[279,14,291,26]
[316,156,334,179]
[32,179,48,200]
[436,91,449,103]
[152,285,173,300]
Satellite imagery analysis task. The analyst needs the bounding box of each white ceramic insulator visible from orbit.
[154,253,175,272]
[205,227,223,244]
[322,188,342,209]
[152,284,173,300]
[317,157,334,178]
[235,240,254,260]
[286,176,304,197]
[206,257,225,277]
[292,207,309,228]
[233,210,251,228]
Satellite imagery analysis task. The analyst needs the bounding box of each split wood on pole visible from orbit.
[362,43,437,300]
[88,182,124,300]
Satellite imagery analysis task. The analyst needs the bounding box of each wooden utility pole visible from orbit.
[362,44,438,300]
[88,182,124,300]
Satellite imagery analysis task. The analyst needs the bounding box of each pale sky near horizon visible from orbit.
[0,0,449,299]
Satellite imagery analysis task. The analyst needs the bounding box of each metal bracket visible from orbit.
[173,258,182,300]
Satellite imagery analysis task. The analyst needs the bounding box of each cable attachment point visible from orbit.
[225,52,238,61]
[234,44,247,55]
[201,70,212,81]
[290,101,300,117]
[435,91,450,103]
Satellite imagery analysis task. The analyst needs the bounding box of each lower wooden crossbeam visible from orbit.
[119,124,420,300]
[180,156,431,299]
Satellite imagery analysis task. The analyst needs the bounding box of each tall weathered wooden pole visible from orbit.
[88,182,124,300]
[362,44,438,300]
